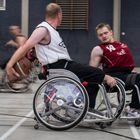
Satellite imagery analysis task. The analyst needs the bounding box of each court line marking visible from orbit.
[0,110,33,140]
[128,121,140,140]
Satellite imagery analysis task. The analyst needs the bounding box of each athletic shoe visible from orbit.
[124,105,140,118]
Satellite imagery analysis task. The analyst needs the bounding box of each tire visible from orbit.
[3,74,30,93]
[33,76,89,131]
[6,82,29,93]
[95,79,125,122]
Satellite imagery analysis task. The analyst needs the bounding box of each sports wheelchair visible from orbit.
[33,69,126,131]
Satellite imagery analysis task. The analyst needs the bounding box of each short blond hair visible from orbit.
[45,3,62,19]
[95,23,112,33]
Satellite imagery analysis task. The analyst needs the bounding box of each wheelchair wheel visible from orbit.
[95,80,126,122]
[4,75,30,93]
[33,76,89,131]
[6,81,29,93]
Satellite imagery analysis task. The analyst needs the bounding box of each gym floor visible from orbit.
[0,69,140,140]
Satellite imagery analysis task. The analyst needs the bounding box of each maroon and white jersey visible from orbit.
[99,41,135,69]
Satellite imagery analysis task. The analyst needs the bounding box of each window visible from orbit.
[0,0,6,10]
[55,0,89,30]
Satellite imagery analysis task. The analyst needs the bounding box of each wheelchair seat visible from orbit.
[48,69,81,82]
[38,68,80,82]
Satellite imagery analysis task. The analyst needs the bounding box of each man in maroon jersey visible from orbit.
[89,23,140,116]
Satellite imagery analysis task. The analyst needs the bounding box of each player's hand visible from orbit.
[6,65,20,82]
[104,75,117,87]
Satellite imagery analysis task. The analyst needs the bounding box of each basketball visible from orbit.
[13,57,32,80]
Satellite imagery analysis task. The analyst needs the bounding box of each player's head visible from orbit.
[45,3,62,26]
[95,23,114,43]
[9,25,21,36]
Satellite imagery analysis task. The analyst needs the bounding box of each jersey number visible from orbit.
[106,45,116,52]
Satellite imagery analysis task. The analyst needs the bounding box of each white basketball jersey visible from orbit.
[35,21,71,65]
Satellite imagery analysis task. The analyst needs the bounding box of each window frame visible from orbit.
[0,0,6,10]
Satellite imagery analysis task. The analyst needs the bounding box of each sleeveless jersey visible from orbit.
[35,21,71,65]
[99,41,135,69]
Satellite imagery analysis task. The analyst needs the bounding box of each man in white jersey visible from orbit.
[6,3,116,109]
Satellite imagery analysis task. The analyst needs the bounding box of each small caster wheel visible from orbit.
[106,121,113,126]
[34,117,37,120]
[99,123,106,129]
[134,120,140,127]
[95,122,106,129]
[34,124,39,129]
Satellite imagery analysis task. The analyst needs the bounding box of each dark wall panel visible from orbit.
[0,0,21,44]
[29,0,51,35]
[121,0,140,66]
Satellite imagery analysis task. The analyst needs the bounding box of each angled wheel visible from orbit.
[33,76,89,131]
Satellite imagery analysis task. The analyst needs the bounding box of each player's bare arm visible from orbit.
[6,40,18,47]
[89,46,103,67]
[16,36,27,47]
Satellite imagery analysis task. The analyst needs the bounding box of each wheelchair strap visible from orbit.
[125,73,137,89]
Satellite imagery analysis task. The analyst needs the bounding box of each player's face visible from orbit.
[9,27,20,36]
[97,27,114,43]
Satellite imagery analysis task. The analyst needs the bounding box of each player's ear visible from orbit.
[110,30,113,35]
